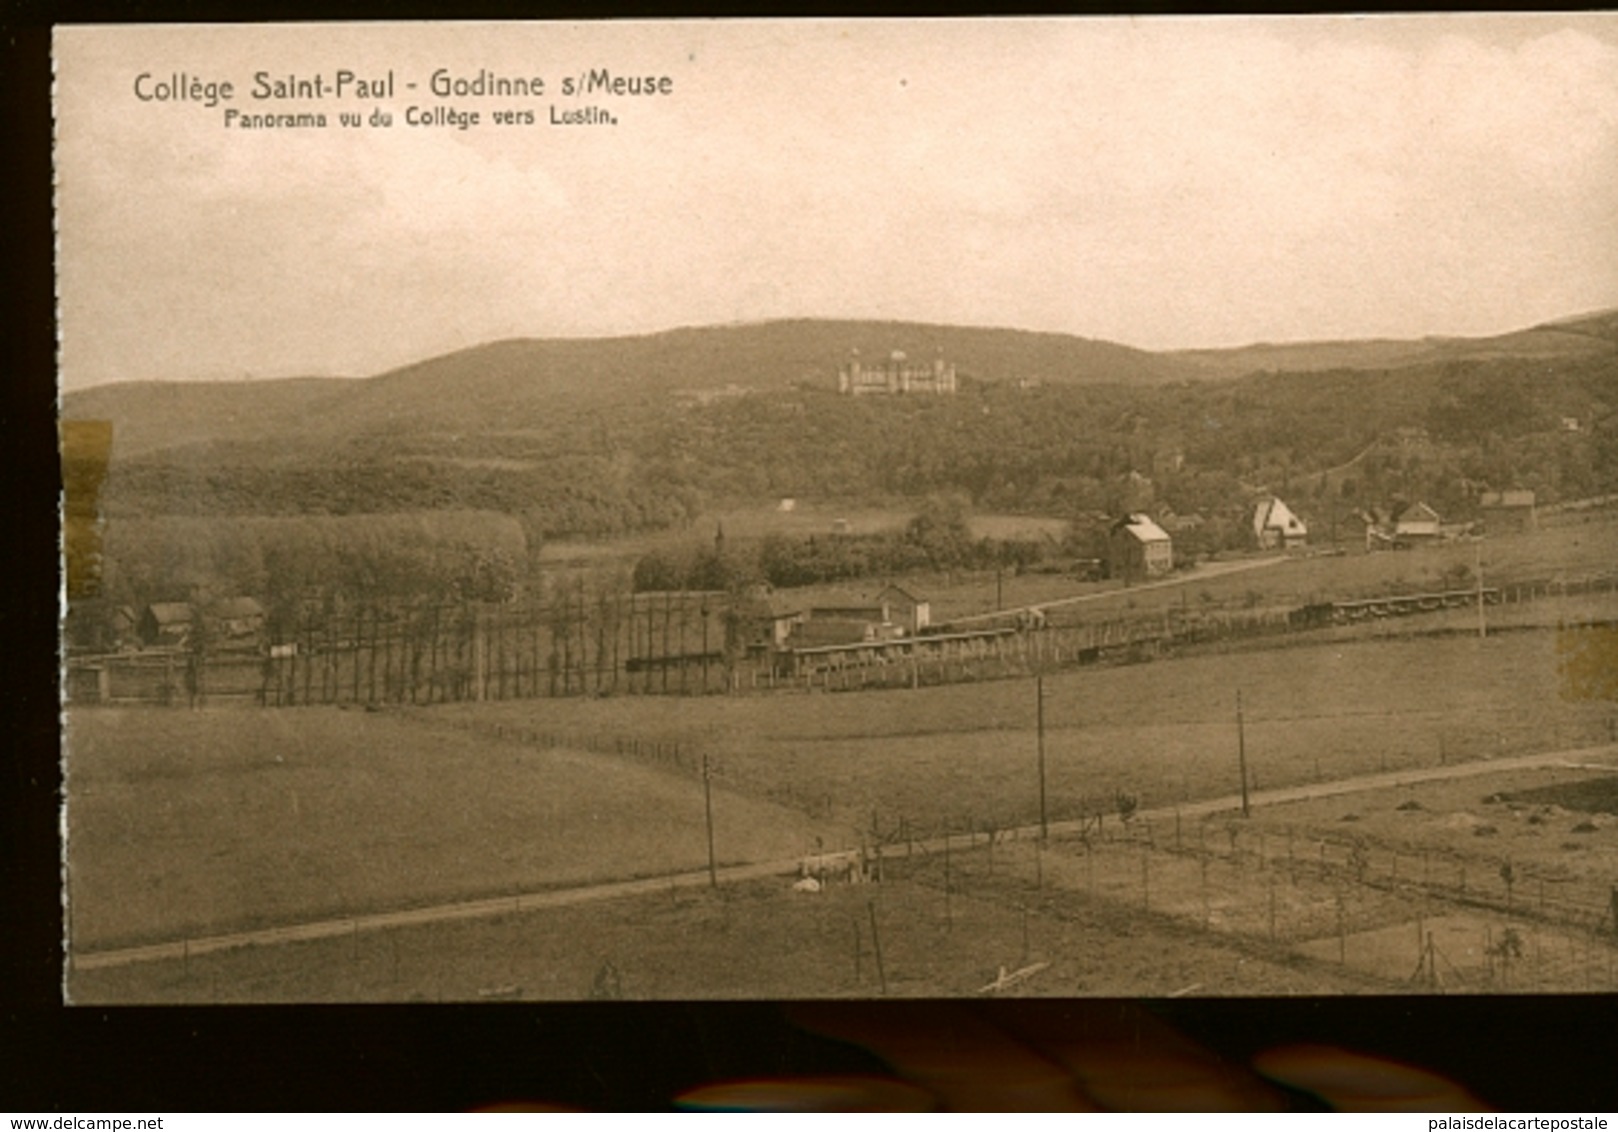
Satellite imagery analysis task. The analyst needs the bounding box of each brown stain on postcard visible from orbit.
[61,420,112,600]
[1557,621,1618,703]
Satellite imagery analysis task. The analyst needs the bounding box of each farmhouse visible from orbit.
[837,348,958,396]
[1252,496,1307,550]
[1108,513,1173,583]
[1479,490,1537,533]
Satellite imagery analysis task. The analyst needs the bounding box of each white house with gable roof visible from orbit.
[1253,497,1308,550]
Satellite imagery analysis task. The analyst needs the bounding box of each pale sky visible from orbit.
[54,16,1618,389]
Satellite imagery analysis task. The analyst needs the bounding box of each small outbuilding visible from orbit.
[876,584,931,634]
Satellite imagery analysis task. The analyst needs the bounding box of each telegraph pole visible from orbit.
[702,753,717,888]
[1476,538,1487,639]
[1037,675,1049,841]
[1237,689,1251,818]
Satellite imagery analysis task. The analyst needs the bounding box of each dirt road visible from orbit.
[948,555,1289,626]
[71,743,1615,972]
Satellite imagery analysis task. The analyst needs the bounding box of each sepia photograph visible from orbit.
[55,15,1618,1004]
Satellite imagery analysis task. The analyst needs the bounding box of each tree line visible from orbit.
[631,495,1062,593]
[99,352,1616,546]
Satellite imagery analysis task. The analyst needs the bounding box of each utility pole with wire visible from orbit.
[1237,689,1250,818]
[1036,675,1049,841]
[702,753,717,888]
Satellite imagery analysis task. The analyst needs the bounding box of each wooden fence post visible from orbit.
[1268,875,1277,942]
[1141,845,1150,910]
[1200,853,1209,929]
[867,901,887,995]
[1337,892,1346,965]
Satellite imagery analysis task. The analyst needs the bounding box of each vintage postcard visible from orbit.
[56,17,1618,1003]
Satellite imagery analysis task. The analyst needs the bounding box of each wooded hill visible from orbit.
[63,312,1618,575]
[65,319,1199,463]
[1167,307,1618,378]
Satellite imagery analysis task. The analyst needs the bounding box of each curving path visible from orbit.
[72,744,1615,972]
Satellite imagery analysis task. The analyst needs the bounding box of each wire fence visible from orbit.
[73,802,1618,1001]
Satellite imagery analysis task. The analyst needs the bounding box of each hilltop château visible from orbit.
[837,349,958,396]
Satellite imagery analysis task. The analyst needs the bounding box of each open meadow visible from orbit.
[66,621,1615,981]
[65,706,839,950]
[72,754,1618,1003]
[434,628,1617,837]
[68,855,1380,1003]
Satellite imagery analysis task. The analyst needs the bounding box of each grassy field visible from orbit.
[64,607,1615,995]
[71,756,1618,1003]
[66,646,1617,1002]
[69,844,1380,1003]
[65,707,838,949]
[436,628,1617,838]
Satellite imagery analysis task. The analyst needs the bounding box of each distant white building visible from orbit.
[1253,497,1308,550]
[838,349,958,396]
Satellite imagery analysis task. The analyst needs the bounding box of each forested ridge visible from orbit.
[91,353,1617,530]
[62,315,1618,615]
